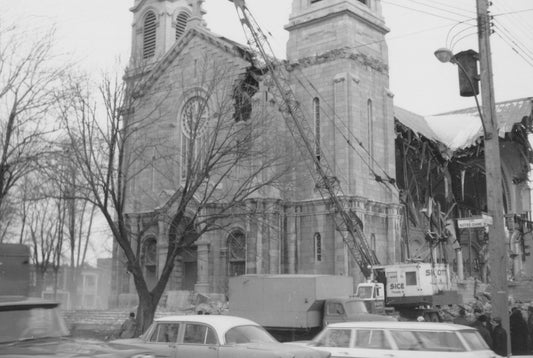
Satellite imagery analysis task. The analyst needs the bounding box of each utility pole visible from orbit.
[477,0,509,354]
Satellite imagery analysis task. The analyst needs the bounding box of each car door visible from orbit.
[175,322,218,358]
[143,322,180,357]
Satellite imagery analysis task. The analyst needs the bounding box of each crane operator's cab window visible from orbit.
[405,271,417,286]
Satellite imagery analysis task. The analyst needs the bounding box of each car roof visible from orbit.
[326,321,476,331]
[0,296,59,307]
[155,315,261,333]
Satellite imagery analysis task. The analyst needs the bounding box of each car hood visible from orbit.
[239,342,330,358]
[0,337,150,357]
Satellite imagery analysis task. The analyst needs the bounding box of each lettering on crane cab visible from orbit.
[425,269,445,276]
[389,283,404,290]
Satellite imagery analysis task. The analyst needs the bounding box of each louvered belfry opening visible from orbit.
[176,12,190,40]
[143,11,157,59]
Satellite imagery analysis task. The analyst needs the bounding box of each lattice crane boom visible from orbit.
[230,0,379,278]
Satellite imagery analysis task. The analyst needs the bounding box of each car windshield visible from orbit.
[344,300,368,314]
[461,330,490,350]
[225,325,277,344]
[0,306,69,343]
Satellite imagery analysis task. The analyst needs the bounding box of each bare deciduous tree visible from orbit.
[39,144,98,306]
[0,22,65,223]
[20,174,66,295]
[59,57,289,332]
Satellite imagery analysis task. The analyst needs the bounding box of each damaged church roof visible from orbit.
[395,97,533,151]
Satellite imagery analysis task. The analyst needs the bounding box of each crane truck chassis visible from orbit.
[355,262,463,321]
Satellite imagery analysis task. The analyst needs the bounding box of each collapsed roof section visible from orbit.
[395,97,533,155]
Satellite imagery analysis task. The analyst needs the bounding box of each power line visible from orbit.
[493,8,533,16]
[493,20,533,63]
[494,31,533,68]
[401,0,473,19]
[494,2,533,33]
[492,1,533,52]
[420,0,476,16]
[445,20,478,49]
[382,0,472,23]
[450,29,478,50]
[447,25,477,50]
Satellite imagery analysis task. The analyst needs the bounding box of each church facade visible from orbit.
[112,0,402,303]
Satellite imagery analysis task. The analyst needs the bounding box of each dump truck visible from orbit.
[228,274,394,341]
[355,262,463,321]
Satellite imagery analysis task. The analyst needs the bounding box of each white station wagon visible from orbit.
[301,321,499,358]
[110,315,330,358]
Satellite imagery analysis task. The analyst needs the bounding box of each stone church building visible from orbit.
[111,0,407,303]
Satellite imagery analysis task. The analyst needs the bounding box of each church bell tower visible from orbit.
[285,0,395,203]
[129,0,205,66]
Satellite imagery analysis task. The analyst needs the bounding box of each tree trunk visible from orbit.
[53,269,59,300]
[131,263,167,334]
[137,293,156,335]
[36,269,45,297]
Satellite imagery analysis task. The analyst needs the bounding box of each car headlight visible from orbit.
[131,354,155,358]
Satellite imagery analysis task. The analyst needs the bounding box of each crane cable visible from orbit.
[230,0,379,275]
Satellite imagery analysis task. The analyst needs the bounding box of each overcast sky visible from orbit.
[2,0,532,116]
[2,0,532,262]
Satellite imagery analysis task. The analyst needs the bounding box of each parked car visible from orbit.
[295,321,498,358]
[0,296,155,357]
[109,315,331,358]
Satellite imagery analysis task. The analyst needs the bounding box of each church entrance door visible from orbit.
[181,247,197,291]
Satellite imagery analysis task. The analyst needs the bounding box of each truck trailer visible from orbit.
[228,274,394,341]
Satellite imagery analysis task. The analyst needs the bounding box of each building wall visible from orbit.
[33,264,112,310]
[112,0,402,303]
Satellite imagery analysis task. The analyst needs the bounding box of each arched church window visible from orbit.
[142,238,157,266]
[370,233,376,252]
[143,11,157,59]
[142,237,158,290]
[176,12,190,40]
[367,99,374,171]
[314,232,322,262]
[181,96,209,181]
[313,97,321,168]
[228,230,246,277]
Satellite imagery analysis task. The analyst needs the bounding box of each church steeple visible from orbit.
[129,0,206,65]
[284,0,395,202]
[285,0,388,62]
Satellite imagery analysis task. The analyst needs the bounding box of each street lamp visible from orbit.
[434,48,488,138]
[435,40,509,354]
[434,47,455,64]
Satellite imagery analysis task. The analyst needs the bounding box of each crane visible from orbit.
[229,0,379,278]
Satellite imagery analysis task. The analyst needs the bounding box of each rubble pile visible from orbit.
[439,288,532,323]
